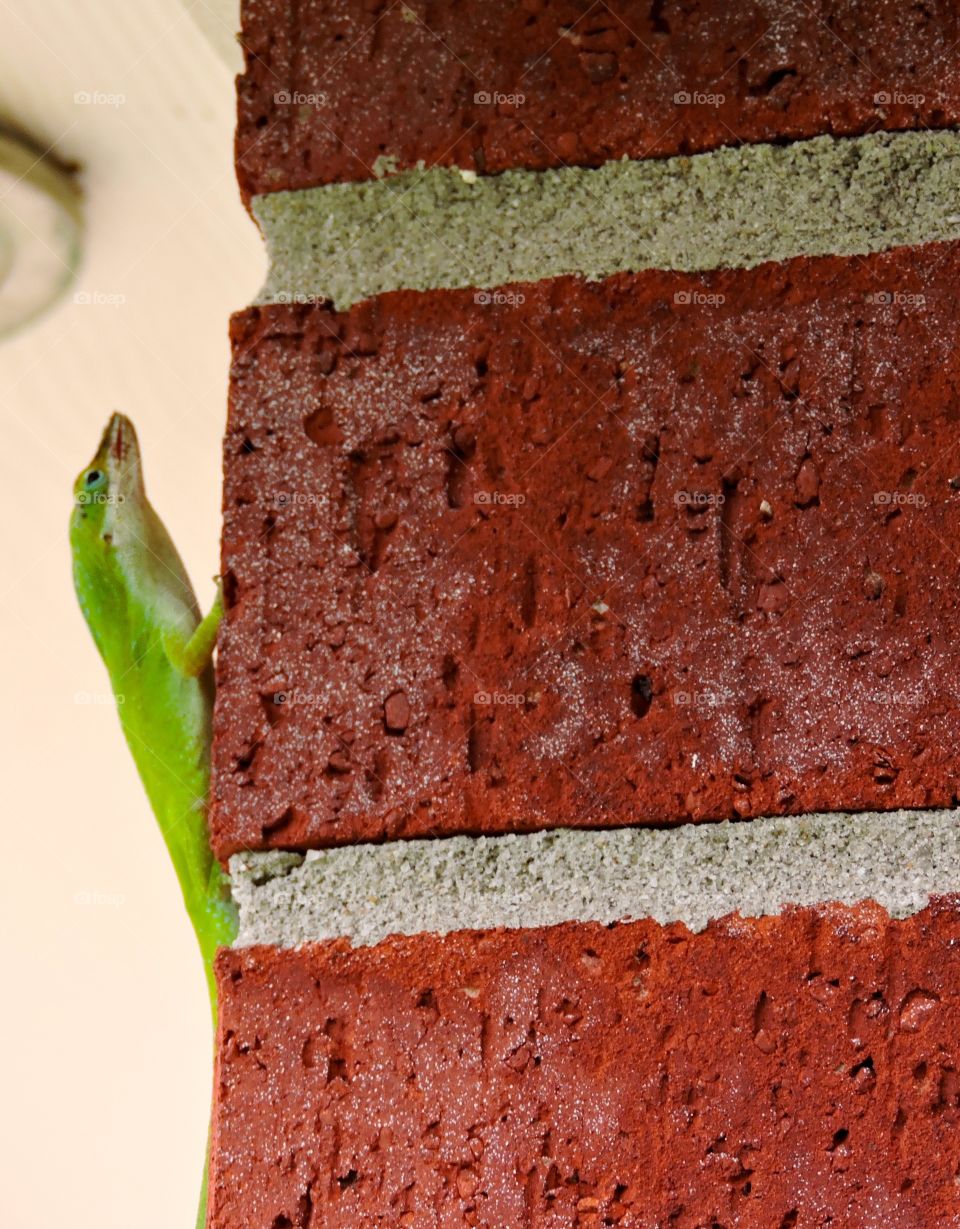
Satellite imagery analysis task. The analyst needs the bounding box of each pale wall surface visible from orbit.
[0,3,261,1227]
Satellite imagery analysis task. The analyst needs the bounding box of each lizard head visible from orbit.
[70,412,151,658]
[70,412,145,548]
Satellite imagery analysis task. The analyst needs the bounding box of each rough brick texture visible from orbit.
[236,0,960,200]
[212,243,960,856]
[210,898,960,1227]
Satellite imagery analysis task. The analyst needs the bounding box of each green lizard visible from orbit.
[70,412,234,1227]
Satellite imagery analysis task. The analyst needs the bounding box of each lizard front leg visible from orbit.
[164,580,224,677]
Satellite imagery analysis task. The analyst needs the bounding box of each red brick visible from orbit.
[236,0,960,200]
[212,244,960,856]
[210,897,960,1227]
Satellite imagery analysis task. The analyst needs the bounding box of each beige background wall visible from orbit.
[0,3,262,1225]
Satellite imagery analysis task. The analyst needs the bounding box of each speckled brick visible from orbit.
[212,243,960,857]
[210,897,960,1228]
[236,0,960,200]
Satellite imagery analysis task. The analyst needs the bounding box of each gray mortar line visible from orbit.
[231,808,960,949]
[253,129,960,310]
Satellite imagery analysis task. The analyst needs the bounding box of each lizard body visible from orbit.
[70,413,231,1227]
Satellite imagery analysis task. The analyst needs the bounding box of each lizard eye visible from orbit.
[84,469,105,489]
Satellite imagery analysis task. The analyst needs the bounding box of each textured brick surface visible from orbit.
[211,898,960,1228]
[212,243,960,856]
[236,0,960,200]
